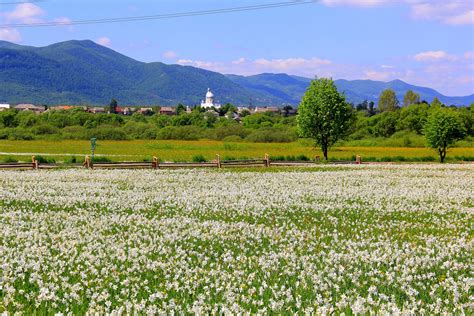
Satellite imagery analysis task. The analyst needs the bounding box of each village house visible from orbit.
[53,105,76,111]
[15,104,46,113]
[159,106,176,115]
[254,106,280,114]
[138,107,154,115]
[115,106,133,115]
[89,107,106,114]
[237,106,251,113]
[0,104,10,111]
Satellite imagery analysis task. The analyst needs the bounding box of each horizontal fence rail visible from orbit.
[0,154,365,170]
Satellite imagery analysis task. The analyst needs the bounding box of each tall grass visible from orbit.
[0,139,472,163]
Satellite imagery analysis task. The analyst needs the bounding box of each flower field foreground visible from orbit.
[0,165,472,314]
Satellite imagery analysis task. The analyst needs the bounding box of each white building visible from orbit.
[0,104,10,111]
[201,88,220,109]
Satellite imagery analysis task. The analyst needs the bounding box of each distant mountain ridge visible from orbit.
[0,40,472,106]
[227,74,474,106]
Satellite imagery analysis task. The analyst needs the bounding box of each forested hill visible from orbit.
[0,40,473,106]
[0,40,256,105]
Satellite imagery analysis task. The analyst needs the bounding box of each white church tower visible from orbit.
[201,88,220,109]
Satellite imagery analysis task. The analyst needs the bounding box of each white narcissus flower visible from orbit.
[0,164,472,313]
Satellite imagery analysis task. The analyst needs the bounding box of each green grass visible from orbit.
[0,139,472,163]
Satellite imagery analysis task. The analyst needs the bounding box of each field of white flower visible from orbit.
[0,165,472,314]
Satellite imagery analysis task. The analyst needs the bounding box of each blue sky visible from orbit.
[0,0,473,95]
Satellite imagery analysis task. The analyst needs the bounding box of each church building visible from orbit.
[201,88,220,109]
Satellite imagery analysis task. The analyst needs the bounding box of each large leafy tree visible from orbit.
[424,109,466,163]
[403,90,420,106]
[297,78,353,161]
[378,89,399,112]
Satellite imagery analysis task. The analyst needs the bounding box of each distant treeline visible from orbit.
[0,100,472,146]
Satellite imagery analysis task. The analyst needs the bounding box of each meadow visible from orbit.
[0,165,472,313]
[0,139,473,163]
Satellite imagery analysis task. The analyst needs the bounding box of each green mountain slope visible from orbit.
[0,40,255,105]
[0,40,472,106]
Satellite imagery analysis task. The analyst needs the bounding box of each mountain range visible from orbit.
[0,40,472,106]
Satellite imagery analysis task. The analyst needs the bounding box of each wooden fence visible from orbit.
[0,156,39,170]
[0,154,363,170]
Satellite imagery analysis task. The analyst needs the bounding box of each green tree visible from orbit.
[403,90,420,106]
[282,105,294,117]
[367,101,376,116]
[424,109,466,163]
[239,109,251,117]
[378,89,399,112]
[398,103,430,134]
[176,104,186,115]
[108,99,118,114]
[297,78,353,161]
[218,103,237,116]
[431,97,443,108]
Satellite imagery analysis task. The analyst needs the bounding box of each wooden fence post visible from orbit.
[356,155,362,165]
[32,156,38,170]
[152,156,159,169]
[216,154,221,169]
[83,156,92,169]
[264,153,270,167]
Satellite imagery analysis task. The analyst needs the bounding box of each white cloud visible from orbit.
[320,0,473,25]
[232,57,247,65]
[254,57,331,70]
[4,3,44,24]
[0,28,21,42]
[444,10,474,25]
[364,70,394,81]
[177,57,333,77]
[413,50,456,62]
[464,52,474,60]
[177,59,222,70]
[381,65,394,69]
[162,50,177,59]
[95,37,111,47]
[409,1,474,25]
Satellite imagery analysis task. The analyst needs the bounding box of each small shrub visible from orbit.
[35,155,56,164]
[393,156,407,162]
[1,156,17,163]
[222,135,243,142]
[92,156,112,163]
[364,156,378,162]
[419,156,436,162]
[9,129,33,140]
[296,154,310,161]
[454,155,474,161]
[192,155,207,163]
[64,156,77,164]
[270,155,285,161]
